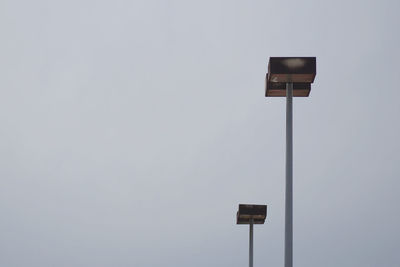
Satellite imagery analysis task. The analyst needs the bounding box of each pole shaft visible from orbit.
[285,82,293,267]
[249,219,254,267]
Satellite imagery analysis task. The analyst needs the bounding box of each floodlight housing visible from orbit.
[265,57,316,97]
[268,57,316,83]
[236,204,267,224]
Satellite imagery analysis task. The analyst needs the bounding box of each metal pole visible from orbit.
[285,82,293,267]
[249,218,254,267]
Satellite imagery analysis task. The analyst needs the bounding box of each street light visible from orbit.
[265,57,316,267]
[236,204,267,267]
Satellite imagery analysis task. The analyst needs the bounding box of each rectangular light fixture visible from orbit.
[236,204,267,224]
[265,57,316,97]
[268,57,316,83]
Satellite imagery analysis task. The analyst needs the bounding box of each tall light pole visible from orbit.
[236,204,267,267]
[265,57,316,267]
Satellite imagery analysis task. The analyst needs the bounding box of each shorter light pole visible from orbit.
[249,218,254,267]
[237,204,267,267]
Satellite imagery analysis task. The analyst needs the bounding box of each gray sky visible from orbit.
[1,0,400,266]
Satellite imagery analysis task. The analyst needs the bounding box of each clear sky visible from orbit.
[1,0,400,266]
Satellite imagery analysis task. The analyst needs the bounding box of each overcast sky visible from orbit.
[1,0,400,266]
